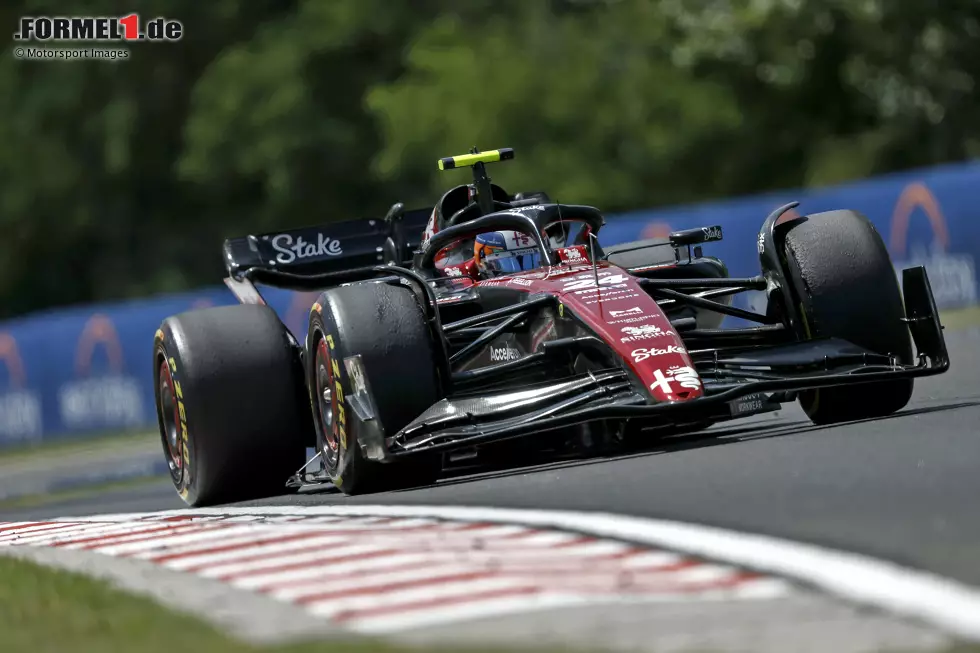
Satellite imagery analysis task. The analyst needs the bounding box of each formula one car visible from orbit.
[153,147,950,506]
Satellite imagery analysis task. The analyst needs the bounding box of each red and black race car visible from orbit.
[153,147,949,507]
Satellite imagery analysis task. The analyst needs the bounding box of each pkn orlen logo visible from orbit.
[58,314,143,430]
[14,15,183,42]
[888,182,977,309]
[0,333,42,444]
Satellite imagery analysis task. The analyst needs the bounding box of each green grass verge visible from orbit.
[0,555,564,653]
[0,429,155,464]
[0,475,167,511]
[2,551,980,652]
[939,305,980,332]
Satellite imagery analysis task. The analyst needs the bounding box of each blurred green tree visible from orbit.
[0,0,976,317]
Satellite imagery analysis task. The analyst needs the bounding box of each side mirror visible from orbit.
[384,202,405,223]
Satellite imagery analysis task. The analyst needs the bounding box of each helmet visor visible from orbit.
[482,247,543,275]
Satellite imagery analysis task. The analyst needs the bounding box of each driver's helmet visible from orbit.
[473,230,543,277]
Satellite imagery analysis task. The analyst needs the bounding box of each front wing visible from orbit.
[376,266,948,458]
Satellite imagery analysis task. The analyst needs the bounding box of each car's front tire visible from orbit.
[153,305,309,507]
[307,281,443,495]
[779,209,914,425]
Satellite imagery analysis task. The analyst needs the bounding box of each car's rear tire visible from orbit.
[307,281,443,495]
[779,209,914,425]
[153,305,310,507]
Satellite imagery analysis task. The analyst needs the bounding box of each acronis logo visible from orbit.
[0,332,42,444]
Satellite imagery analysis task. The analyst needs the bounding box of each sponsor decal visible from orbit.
[585,291,640,305]
[609,315,650,324]
[702,225,723,242]
[730,393,768,416]
[266,233,342,264]
[445,266,463,277]
[757,232,765,254]
[489,345,522,362]
[609,307,643,317]
[506,232,535,249]
[578,288,636,299]
[563,273,629,292]
[631,345,686,363]
[310,302,322,315]
[560,246,586,261]
[619,323,674,343]
[650,365,702,395]
[621,324,663,337]
[587,289,636,299]
[420,207,438,249]
[558,303,565,318]
[573,285,629,295]
[508,277,534,287]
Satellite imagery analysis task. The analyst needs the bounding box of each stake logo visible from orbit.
[14,15,183,42]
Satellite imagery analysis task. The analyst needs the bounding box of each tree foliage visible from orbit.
[1,0,978,317]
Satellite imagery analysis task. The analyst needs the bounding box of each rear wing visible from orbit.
[222,207,432,280]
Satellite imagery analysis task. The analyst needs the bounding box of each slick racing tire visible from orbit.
[153,305,309,507]
[307,281,443,495]
[780,209,914,425]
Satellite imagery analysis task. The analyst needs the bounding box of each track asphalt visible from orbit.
[8,328,979,589]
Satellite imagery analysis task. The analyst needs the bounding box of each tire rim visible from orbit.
[157,359,182,482]
[315,337,340,466]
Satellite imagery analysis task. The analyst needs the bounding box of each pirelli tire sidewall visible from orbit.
[153,325,197,504]
[307,305,358,487]
[152,305,309,507]
[306,282,443,495]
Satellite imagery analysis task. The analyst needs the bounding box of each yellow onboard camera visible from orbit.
[437,147,515,215]
[437,147,514,171]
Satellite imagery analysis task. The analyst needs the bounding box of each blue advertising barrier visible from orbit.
[0,160,977,447]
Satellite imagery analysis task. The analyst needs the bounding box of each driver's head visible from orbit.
[473,230,543,278]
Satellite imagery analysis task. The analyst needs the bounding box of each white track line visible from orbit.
[347,593,594,634]
[66,504,980,641]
